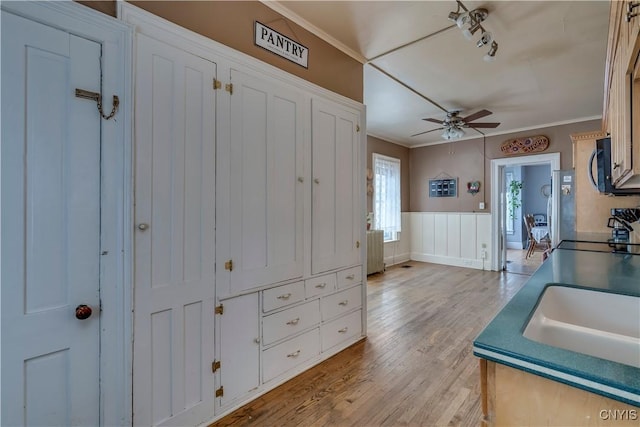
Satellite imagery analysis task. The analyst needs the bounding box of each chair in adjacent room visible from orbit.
[524,214,551,259]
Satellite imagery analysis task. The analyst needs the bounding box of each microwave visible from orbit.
[588,137,640,195]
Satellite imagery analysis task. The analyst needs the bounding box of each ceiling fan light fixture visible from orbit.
[441,127,465,140]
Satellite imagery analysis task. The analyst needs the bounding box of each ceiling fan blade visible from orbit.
[462,109,492,123]
[422,117,444,125]
[468,122,500,128]
[411,127,444,137]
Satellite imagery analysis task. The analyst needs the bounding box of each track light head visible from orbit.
[484,41,499,62]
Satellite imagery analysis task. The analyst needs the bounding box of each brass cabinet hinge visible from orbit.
[215,304,224,315]
[225,83,233,95]
[215,386,224,397]
[212,360,221,373]
[224,259,233,271]
[356,124,360,132]
[213,79,222,90]
[356,240,360,248]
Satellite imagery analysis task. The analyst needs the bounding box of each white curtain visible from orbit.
[373,154,401,241]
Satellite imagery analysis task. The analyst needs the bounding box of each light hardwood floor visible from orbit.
[211,262,529,427]
[506,248,544,276]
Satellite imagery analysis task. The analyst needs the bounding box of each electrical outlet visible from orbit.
[481,250,488,260]
[479,202,485,210]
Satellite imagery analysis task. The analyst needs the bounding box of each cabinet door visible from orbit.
[221,69,304,296]
[311,99,361,274]
[133,34,216,427]
[218,293,259,409]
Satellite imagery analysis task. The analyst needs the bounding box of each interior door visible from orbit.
[133,34,216,427]
[1,12,102,426]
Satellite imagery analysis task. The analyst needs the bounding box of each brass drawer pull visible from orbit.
[287,350,301,358]
[286,318,300,325]
[338,300,349,306]
[315,283,326,289]
[277,293,292,300]
[338,327,348,333]
[346,274,355,280]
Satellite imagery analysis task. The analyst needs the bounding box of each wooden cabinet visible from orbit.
[221,69,305,296]
[604,1,640,188]
[218,294,260,409]
[311,98,362,274]
[480,359,639,426]
[125,4,366,424]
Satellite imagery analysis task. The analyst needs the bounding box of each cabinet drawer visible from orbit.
[263,281,305,312]
[321,285,362,321]
[263,328,320,383]
[304,273,336,298]
[321,310,362,352]
[262,300,320,345]
[337,266,362,288]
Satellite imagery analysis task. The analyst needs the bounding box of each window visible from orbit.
[373,153,401,242]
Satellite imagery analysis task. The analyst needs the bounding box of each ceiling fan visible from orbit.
[411,109,500,140]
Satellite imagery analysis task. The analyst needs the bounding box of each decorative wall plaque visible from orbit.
[500,135,549,156]
[429,178,457,198]
[255,21,308,68]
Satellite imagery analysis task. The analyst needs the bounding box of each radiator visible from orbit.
[367,230,385,275]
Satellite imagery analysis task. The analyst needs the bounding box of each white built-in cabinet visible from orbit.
[122,4,365,426]
[311,99,362,274]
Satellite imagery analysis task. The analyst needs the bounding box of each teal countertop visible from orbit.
[473,248,640,407]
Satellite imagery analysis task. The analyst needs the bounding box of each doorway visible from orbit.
[490,153,561,272]
[1,2,131,425]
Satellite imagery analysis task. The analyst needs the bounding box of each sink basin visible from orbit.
[523,286,640,368]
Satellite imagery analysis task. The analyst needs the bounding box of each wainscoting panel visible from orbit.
[460,215,477,260]
[434,214,448,257]
[409,212,492,270]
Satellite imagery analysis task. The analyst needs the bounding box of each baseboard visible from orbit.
[384,253,411,267]
[506,241,525,250]
[410,253,489,270]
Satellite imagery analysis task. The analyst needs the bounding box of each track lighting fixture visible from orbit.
[448,0,499,60]
[484,41,498,62]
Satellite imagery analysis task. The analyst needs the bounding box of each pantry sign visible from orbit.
[255,21,308,68]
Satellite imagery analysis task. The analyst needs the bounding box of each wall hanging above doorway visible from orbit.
[500,135,549,156]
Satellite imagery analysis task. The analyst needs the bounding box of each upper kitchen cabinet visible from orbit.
[604,1,640,188]
[220,69,305,296]
[311,98,363,275]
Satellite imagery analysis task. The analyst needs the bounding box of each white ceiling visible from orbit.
[266,1,610,147]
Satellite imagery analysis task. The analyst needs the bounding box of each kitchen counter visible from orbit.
[473,248,640,407]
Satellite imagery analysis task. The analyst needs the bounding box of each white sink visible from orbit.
[523,286,640,368]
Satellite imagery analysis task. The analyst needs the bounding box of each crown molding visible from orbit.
[569,130,607,142]
[260,1,367,64]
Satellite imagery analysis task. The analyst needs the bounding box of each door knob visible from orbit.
[75,304,92,320]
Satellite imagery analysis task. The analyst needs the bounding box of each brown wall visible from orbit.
[78,1,363,102]
[367,136,410,213]
[409,119,602,212]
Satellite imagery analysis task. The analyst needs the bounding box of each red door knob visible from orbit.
[75,304,92,320]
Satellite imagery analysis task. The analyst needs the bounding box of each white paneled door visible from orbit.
[224,69,304,295]
[311,99,361,274]
[133,34,216,426]
[1,12,102,426]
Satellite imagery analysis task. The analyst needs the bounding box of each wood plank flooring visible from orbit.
[506,248,544,276]
[211,262,529,427]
